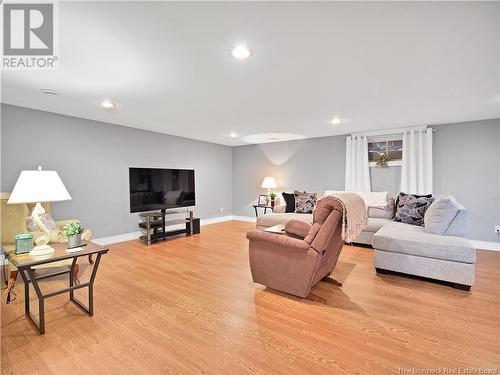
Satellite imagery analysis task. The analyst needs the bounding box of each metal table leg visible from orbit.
[25,268,46,335]
[69,253,102,317]
[146,216,151,246]
[19,269,30,315]
[69,257,77,300]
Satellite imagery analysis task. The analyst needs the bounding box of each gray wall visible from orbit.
[1,104,232,238]
[232,136,400,215]
[232,136,346,216]
[433,119,500,242]
[232,119,500,242]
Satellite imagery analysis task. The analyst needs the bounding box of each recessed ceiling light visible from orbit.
[101,100,115,109]
[231,45,250,59]
[331,117,342,125]
[41,88,59,95]
[229,132,238,138]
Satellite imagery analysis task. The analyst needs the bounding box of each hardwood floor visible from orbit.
[2,220,499,374]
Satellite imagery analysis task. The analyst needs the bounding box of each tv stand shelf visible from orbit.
[138,209,198,246]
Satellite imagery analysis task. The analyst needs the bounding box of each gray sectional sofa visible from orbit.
[373,195,475,290]
[256,192,475,290]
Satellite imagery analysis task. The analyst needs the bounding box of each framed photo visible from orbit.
[258,195,268,206]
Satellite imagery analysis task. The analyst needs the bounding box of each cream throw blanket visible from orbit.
[324,190,388,208]
[321,192,368,242]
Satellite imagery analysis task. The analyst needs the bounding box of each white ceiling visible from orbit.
[2,1,499,146]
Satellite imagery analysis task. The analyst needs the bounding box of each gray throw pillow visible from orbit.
[424,195,462,235]
[294,190,317,214]
[394,193,434,226]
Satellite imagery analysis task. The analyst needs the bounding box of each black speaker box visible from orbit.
[187,218,200,235]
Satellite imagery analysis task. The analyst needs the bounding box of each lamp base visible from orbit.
[29,244,55,256]
[31,202,50,234]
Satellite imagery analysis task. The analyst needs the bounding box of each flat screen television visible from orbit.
[129,168,195,213]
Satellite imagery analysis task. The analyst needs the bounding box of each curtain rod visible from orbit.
[346,126,436,138]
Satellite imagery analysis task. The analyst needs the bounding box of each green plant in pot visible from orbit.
[62,221,84,249]
[375,152,391,168]
[269,192,278,207]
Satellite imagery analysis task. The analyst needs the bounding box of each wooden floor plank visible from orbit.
[2,220,499,374]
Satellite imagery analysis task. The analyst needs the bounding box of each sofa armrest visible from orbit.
[246,230,310,251]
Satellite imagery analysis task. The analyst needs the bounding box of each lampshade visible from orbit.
[261,177,277,189]
[7,168,72,204]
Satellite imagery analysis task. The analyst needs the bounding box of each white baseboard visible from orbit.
[470,240,500,252]
[231,215,256,223]
[94,231,142,246]
[200,215,233,225]
[93,215,255,245]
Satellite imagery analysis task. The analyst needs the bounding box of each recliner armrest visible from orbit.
[246,230,310,251]
[285,220,311,239]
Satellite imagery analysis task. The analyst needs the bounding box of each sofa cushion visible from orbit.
[424,195,467,237]
[367,207,387,219]
[294,191,317,214]
[373,222,475,263]
[394,193,434,226]
[444,209,467,238]
[257,213,313,228]
[367,198,395,219]
[364,218,392,233]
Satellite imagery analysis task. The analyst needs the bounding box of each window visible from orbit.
[368,139,403,166]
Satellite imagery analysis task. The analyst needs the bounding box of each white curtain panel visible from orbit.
[345,134,371,192]
[400,128,433,194]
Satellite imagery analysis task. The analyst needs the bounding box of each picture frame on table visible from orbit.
[257,195,268,206]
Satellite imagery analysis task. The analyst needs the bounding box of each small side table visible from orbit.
[253,205,273,217]
[6,242,109,335]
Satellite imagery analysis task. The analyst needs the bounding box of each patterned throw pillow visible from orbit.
[394,193,434,226]
[294,190,317,214]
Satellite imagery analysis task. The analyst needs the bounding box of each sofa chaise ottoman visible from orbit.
[373,196,475,290]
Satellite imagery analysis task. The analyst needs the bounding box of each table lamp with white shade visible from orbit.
[7,166,71,256]
[261,177,277,194]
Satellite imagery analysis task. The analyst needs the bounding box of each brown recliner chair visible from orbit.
[246,196,345,298]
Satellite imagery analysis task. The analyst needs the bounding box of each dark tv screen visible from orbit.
[129,168,195,213]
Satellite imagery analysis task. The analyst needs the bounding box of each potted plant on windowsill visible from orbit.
[62,221,85,248]
[376,152,391,168]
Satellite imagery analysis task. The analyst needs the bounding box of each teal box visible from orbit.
[15,234,33,254]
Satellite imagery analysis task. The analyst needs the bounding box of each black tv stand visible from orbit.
[138,209,197,246]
